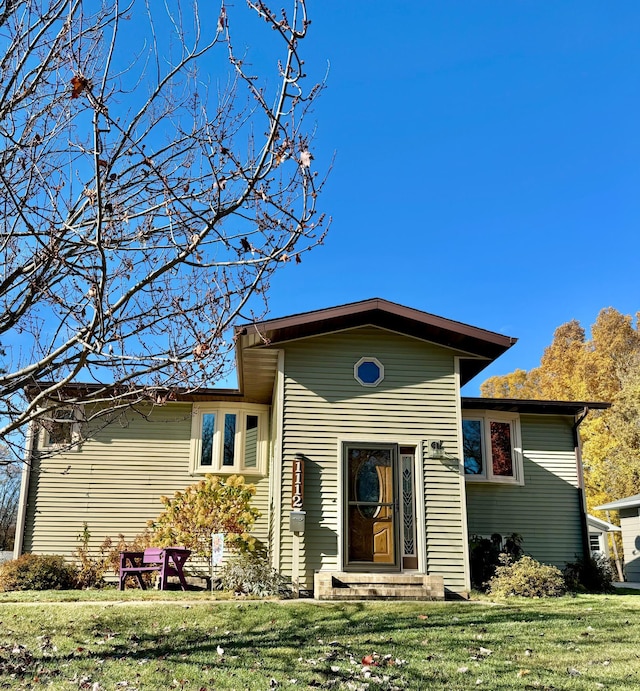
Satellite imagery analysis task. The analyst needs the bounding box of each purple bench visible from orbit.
[118,547,191,591]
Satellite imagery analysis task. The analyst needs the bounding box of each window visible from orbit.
[462,412,523,484]
[190,404,268,474]
[354,357,384,387]
[589,533,603,555]
[40,407,83,450]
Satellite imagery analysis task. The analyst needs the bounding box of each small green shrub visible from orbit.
[564,554,614,593]
[0,553,76,591]
[217,551,292,598]
[488,555,566,598]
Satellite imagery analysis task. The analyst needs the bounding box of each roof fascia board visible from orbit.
[241,321,493,361]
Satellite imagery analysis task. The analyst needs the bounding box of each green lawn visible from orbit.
[0,592,639,689]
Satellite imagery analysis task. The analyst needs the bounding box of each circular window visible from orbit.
[354,357,384,387]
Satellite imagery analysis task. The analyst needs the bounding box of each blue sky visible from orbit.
[254,1,640,395]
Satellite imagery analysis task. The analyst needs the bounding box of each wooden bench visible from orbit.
[118,547,191,591]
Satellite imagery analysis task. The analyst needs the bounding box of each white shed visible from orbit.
[586,514,620,558]
[595,494,640,583]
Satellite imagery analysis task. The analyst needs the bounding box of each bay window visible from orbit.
[190,404,268,474]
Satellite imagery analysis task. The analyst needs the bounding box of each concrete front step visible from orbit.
[314,571,445,601]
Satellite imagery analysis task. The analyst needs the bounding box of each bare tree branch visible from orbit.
[0,0,327,450]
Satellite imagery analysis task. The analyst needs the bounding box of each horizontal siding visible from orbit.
[23,403,270,564]
[466,414,581,567]
[619,512,640,581]
[278,326,467,592]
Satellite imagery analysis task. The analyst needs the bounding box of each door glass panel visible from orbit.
[346,446,396,566]
[355,457,381,518]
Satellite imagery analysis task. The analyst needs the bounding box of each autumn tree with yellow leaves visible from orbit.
[149,475,260,560]
[481,308,640,514]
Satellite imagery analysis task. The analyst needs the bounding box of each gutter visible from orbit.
[572,407,591,563]
[13,422,36,559]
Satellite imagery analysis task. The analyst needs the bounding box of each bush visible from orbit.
[0,553,76,591]
[100,531,154,587]
[217,551,292,598]
[564,554,614,593]
[488,555,566,598]
[149,474,261,559]
[469,532,524,590]
[74,523,108,589]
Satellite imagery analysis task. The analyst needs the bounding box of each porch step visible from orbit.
[314,572,445,601]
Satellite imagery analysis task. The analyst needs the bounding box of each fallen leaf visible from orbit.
[517,669,531,677]
[417,615,429,620]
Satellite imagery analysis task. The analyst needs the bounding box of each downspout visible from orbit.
[14,422,36,559]
[573,407,591,563]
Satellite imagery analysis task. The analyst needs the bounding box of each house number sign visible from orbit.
[291,455,305,509]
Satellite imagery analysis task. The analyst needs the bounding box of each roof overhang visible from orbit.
[595,493,640,511]
[587,514,621,532]
[462,397,610,416]
[236,298,517,386]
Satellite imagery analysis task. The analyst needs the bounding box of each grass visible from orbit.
[0,592,639,689]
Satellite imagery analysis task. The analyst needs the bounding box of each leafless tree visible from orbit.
[0,0,326,454]
[0,447,19,550]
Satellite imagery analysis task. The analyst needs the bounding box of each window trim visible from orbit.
[462,411,524,485]
[354,357,384,387]
[39,406,84,451]
[190,403,269,475]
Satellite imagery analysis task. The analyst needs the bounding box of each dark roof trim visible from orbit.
[26,382,249,404]
[236,298,517,385]
[462,397,611,416]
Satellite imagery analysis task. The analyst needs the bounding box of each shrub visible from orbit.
[74,523,108,589]
[488,555,566,598]
[100,531,154,587]
[564,554,614,593]
[149,474,260,559]
[469,532,524,590]
[0,553,76,591]
[217,551,292,598]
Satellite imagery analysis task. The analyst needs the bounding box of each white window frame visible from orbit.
[190,403,269,475]
[39,406,84,451]
[353,356,384,387]
[462,411,524,485]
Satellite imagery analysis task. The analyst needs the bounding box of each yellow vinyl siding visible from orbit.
[23,403,270,563]
[465,414,581,567]
[277,326,467,592]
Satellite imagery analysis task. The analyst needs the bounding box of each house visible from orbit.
[587,514,620,560]
[595,494,640,582]
[14,299,609,598]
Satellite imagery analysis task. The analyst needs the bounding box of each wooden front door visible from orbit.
[345,445,399,568]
